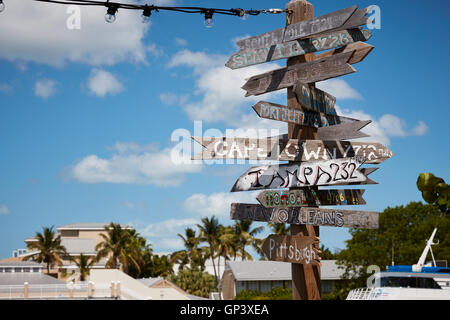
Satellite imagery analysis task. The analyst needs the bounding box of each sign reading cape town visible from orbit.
[230,203,379,229]
[230,157,377,192]
[262,234,320,265]
[192,136,393,164]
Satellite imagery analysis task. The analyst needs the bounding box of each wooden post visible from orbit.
[23,282,29,300]
[110,281,116,298]
[286,0,321,300]
[69,281,74,298]
[115,281,121,299]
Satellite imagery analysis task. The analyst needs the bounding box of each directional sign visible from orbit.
[230,157,377,192]
[191,137,393,164]
[256,189,366,208]
[242,42,373,97]
[226,28,372,70]
[252,101,357,128]
[317,119,371,140]
[242,50,355,97]
[293,82,337,115]
[236,5,372,50]
[261,234,321,265]
[230,203,379,229]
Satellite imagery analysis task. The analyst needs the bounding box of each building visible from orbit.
[220,260,347,300]
[138,277,208,300]
[21,222,131,280]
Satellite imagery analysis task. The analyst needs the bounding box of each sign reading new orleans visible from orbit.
[230,203,379,229]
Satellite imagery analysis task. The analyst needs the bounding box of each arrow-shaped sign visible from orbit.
[293,82,337,116]
[256,189,366,208]
[317,119,371,140]
[191,137,393,164]
[252,101,358,128]
[236,5,372,50]
[230,157,377,192]
[226,28,372,70]
[261,234,321,265]
[242,42,373,97]
[230,203,379,229]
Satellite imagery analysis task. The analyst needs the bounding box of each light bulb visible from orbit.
[204,10,214,29]
[240,13,248,21]
[105,13,116,23]
[0,1,5,13]
[141,6,151,23]
[105,5,118,24]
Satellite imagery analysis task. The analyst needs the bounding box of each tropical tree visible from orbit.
[71,254,96,281]
[197,216,222,286]
[216,225,236,278]
[95,223,137,273]
[168,268,216,298]
[233,220,264,261]
[147,254,174,277]
[171,227,202,271]
[24,226,67,275]
[268,223,290,235]
[417,173,449,215]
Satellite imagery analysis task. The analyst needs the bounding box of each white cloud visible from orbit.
[87,69,124,97]
[0,1,174,67]
[184,192,258,218]
[316,79,362,100]
[175,37,187,46]
[64,142,201,186]
[0,204,10,215]
[412,121,429,136]
[159,92,188,106]
[167,49,284,127]
[34,79,57,98]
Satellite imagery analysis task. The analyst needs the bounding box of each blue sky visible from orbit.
[0,0,449,259]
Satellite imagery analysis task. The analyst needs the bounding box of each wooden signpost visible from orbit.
[226,28,372,69]
[252,101,358,128]
[230,203,379,229]
[192,136,393,164]
[230,157,377,192]
[242,42,373,97]
[191,0,388,300]
[236,5,372,50]
[256,189,366,207]
[261,234,321,265]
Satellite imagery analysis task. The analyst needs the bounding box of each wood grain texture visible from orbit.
[230,157,377,192]
[236,5,374,50]
[226,28,372,70]
[230,203,379,229]
[256,189,366,207]
[317,119,371,140]
[252,101,358,127]
[192,136,393,164]
[293,82,337,115]
[261,234,321,265]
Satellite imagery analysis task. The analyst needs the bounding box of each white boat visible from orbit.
[347,228,450,300]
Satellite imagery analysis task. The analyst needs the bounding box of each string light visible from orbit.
[4,1,286,28]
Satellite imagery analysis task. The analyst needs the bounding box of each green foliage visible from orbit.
[234,287,292,300]
[320,244,337,260]
[168,268,216,298]
[417,173,449,215]
[334,202,450,299]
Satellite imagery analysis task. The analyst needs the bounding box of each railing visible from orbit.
[346,287,382,300]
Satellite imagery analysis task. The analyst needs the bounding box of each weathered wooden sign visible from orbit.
[293,82,337,115]
[230,203,379,229]
[252,101,358,128]
[256,189,366,208]
[236,5,372,50]
[192,136,393,164]
[226,28,372,70]
[230,157,377,192]
[317,119,371,140]
[242,50,355,97]
[261,234,321,265]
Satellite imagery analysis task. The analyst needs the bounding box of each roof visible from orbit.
[0,273,65,285]
[0,261,43,268]
[225,260,346,281]
[57,222,131,231]
[60,238,96,255]
[138,277,164,287]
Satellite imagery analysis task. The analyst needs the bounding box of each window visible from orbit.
[4,268,12,273]
[380,276,441,289]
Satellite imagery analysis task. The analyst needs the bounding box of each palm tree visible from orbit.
[71,254,96,281]
[197,216,222,286]
[216,226,235,279]
[234,220,264,261]
[268,223,291,235]
[95,223,135,272]
[176,227,201,269]
[24,226,67,275]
